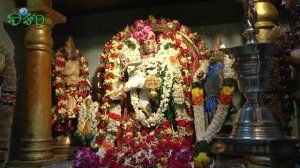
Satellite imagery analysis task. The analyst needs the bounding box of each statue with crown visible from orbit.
[72,16,236,168]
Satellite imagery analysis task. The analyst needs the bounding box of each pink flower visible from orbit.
[131,20,153,42]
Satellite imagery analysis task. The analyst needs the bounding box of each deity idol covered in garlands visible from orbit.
[71,16,237,167]
[52,36,93,145]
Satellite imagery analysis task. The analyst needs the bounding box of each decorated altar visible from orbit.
[48,16,238,168]
[3,0,300,167]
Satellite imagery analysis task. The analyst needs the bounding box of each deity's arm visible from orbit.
[127,60,143,66]
[124,74,145,92]
[119,59,142,75]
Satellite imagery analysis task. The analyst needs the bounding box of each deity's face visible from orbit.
[143,40,157,54]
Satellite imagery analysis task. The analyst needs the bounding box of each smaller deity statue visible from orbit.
[204,37,225,114]
[62,37,82,118]
[52,36,91,145]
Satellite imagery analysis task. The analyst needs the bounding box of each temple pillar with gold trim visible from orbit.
[6,0,66,167]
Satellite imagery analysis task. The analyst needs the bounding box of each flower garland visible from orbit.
[53,49,90,119]
[75,139,195,168]
[0,40,17,165]
[192,53,236,142]
[74,96,99,144]
[130,59,173,127]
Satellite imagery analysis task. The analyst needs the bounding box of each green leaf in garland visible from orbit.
[164,42,175,50]
[124,39,136,50]
[195,140,211,156]
[223,78,236,87]
[73,132,95,146]
[192,80,204,88]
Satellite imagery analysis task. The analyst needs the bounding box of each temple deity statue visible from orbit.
[52,36,91,145]
[191,37,236,142]
[63,38,82,117]
[204,37,226,115]
[96,17,210,150]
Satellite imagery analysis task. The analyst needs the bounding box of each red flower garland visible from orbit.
[53,50,90,119]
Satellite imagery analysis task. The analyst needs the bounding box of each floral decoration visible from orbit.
[73,147,101,168]
[97,17,208,149]
[93,16,230,167]
[192,52,236,142]
[53,49,91,119]
[192,46,236,167]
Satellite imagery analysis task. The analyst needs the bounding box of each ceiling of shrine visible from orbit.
[52,0,246,26]
[51,0,213,15]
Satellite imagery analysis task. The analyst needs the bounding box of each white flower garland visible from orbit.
[77,96,99,138]
[130,61,173,127]
[193,53,236,142]
[199,104,229,141]
[129,38,188,128]
[120,37,141,76]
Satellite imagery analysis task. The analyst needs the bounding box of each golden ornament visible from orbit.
[144,75,161,99]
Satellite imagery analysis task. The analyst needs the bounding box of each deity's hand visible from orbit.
[119,64,128,77]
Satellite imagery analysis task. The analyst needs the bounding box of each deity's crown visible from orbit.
[64,35,78,61]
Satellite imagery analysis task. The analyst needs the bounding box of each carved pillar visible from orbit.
[6,1,65,166]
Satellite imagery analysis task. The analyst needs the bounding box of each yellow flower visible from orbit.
[192,87,204,105]
[102,114,109,120]
[164,128,173,134]
[156,164,163,168]
[194,152,212,167]
[221,86,234,95]
[160,157,169,164]
[192,88,203,97]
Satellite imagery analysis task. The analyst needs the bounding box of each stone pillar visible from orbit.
[6,1,65,167]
